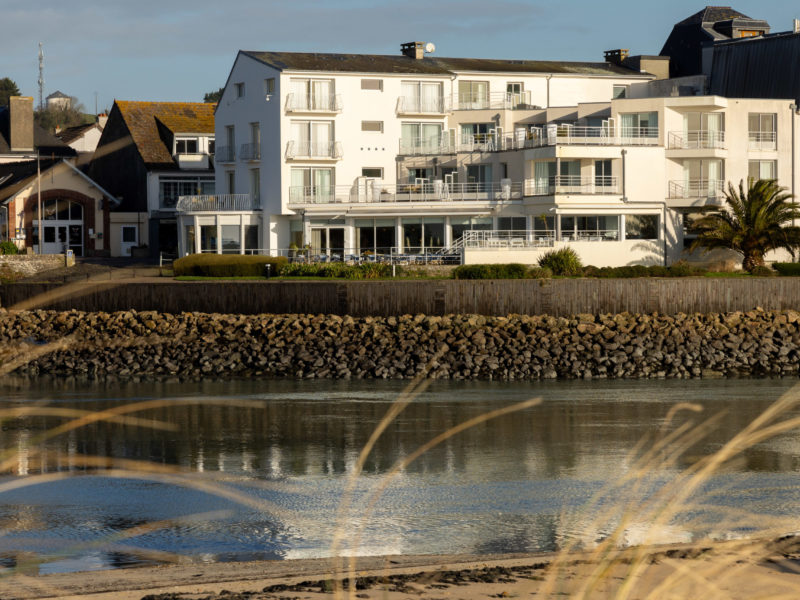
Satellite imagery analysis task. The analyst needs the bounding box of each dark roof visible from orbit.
[114,100,215,168]
[55,122,100,145]
[677,6,750,25]
[46,91,70,99]
[0,159,60,203]
[242,51,647,77]
[0,107,76,158]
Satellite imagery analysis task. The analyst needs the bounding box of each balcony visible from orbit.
[395,96,450,115]
[398,136,455,156]
[175,194,260,212]
[748,132,777,151]
[173,153,210,170]
[239,143,261,161]
[667,180,725,208]
[285,140,343,160]
[524,176,620,196]
[284,93,342,113]
[668,130,725,150]
[215,145,235,163]
[455,91,537,111]
[287,181,523,205]
[458,230,555,248]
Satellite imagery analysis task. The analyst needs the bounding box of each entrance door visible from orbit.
[310,227,345,259]
[121,225,138,256]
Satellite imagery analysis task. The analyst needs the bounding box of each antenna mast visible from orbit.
[38,42,44,111]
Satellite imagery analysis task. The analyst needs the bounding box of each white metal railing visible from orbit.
[748,131,777,151]
[460,230,555,248]
[285,140,343,159]
[192,247,464,265]
[668,130,726,149]
[398,136,456,155]
[395,96,450,114]
[215,145,235,162]
[284,93,343,112]
[239,143,260,160]
[668,179,725,199]
[561,229,620,242]
[287,181,523,204]
[175,194,259,212]
[455,91,536,110]
[524,176,620,196]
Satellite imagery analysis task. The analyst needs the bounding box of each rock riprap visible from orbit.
[1,309,799,380]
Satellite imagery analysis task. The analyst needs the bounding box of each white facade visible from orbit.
[177,47,800,267]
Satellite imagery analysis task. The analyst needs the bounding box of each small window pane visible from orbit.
[362,168,383,178]
[626,214,659,240]
[70,202,83,220]
[44,227,55,243]
[122,227,137,243]
[361,79,383,90]
[361,121,383,132]
[200,225,217,252]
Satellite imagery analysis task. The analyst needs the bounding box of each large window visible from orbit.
[625,214,659,240]
[221,225,240,254]
[289,78,335,110]
[620,112,658,137]
[749,159,777,180]
[250,168,260,203]
[749,113,777,150]
[159,176,215,209]
[461,123,493,144]
[458,80,489,109]
[560,215,619,241]
[245,225,259,254]
[400,81,443,112]
[290,120,333,156]
[401,217,444,253]
[450,216,492,244]
[497,217,527,231]
[400,122,442,154]
[175,137,198,154]
[290,167,333,202]
[200,225,217,252]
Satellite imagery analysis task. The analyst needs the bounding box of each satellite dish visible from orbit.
[425,42,436,54]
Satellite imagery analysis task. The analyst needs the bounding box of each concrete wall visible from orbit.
[0,254,73,277]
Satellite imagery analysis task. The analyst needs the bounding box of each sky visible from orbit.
[2,0,799,113]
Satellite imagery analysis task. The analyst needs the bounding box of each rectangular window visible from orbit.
[561,215,619,240]
[362,168,383,178]
[184,225,195,255]
[289,78,335,110]
[361,121,383,132]
[221,225,241,254]
[122,227,137,243]
[208,138,215,155]
[458,80,489,109]
[245,225,259,254]
[264,78,275,95]
[235,82,245,98]
[200,225,217,253]
[290,120,334,156]
[227,171,235,194]
[175,138,198,154]
[159,176,214,209]
[748,113,777,150]
[400,122,442,153]
[620,112,658,137]
[748,159,777,180]
[401,81,444,112]
[625,214,659,240]
[497,217,527,231]
[251,168,260,201]
[612,85,628,99]
[290,167,334,202]
[361,79,383,91]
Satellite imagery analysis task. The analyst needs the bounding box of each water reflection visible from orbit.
[0,378,798,572]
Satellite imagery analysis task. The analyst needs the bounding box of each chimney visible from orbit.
[97,113,108,128]
[794,19,800,33]
[604,49,629,66]
[9,96,34,152]
[401,42,425,60]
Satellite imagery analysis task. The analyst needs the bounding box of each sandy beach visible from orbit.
[3,537,800,600]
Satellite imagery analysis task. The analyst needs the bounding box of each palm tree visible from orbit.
[689,179,800,272]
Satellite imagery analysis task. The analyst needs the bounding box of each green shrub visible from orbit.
[528,266,552,279]
[452,263,529,279]
[773,263,800,276]
[582,265,600,278]
[750,265,776,277]
[667,260,706,277]
[0,241,18,255]
[173,254,287,277]
[278,262,391,279]
[646,265,669,277]
[537,248,583,276]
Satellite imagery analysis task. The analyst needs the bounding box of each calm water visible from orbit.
[1,377,800,574]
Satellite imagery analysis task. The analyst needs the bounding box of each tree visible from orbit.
[34,99,92,133]
[689,179,800,272]
[0,78,20,107]
[204,87,223,103]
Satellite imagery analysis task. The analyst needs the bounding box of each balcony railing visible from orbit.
[285,140,343,159]
[287,181,523,205]
[459,230,555,248]
[668,179,725,199]
[455,91,536,111]
[284,93,342,113]
[524,176,620,196]
[239,143,261,160]
[668,130,725,149]
[748,131,777,151]
[175,194,260,212]
[215,145,235,162]
[395,96,450,114]
[398,136,456,156]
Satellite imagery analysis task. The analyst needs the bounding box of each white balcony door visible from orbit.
[312,122,331,155]
[312,79,332,110]
[420,82,440,112]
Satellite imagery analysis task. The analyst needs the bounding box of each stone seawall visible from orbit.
[2,309,800,381]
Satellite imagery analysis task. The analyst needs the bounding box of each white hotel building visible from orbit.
[176,42,798,267]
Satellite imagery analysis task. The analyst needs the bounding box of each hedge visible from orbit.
[173,254,287,277]
[452,264,550,279]
[773,263,800,276]
[278,262,391,279]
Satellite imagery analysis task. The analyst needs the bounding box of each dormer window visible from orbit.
[175,138,199,154]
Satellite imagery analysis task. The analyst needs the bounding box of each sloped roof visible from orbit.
[115,101,215,168]
[677,6,750,25]
[242,51,647,77]
[0,158,60,203]
[0,107,76,158]
[55,122,100,145]
[46,91,70,99]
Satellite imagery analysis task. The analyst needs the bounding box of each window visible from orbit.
[749,113,777,150]
[683,159,723,195]
[458,80,489,109]
[245,225,259,254]
[612,85,628,99]
[497,217,527,231]
[749,159,777,180]
[235,82,245,98]
[450,216,492,244]
[460,123,493,144]
[221,225,241,254]
[355,218,395,254]
[264,78,275,95]
[361,79,383,91]
[290,167,334,202]
[250,168,260,202]
[289,78,335,110]
[620,112,658,137]
[290,121,334,156]
[362,168,383,178]
[595,159,613,188]
[250,122,260,145]
[159,176,215,209]
[561,215,619,240]
[361,121,383,132]
[208,138,215,155]
[625,215,659,240]
[175,138,198,154]
[400,81,443,112]
[122,227,137,243]
[401,217,444,253]
[200,225,217,253]
[227,171,235,194]
[400,122,442,153]
[466,164,492,184]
